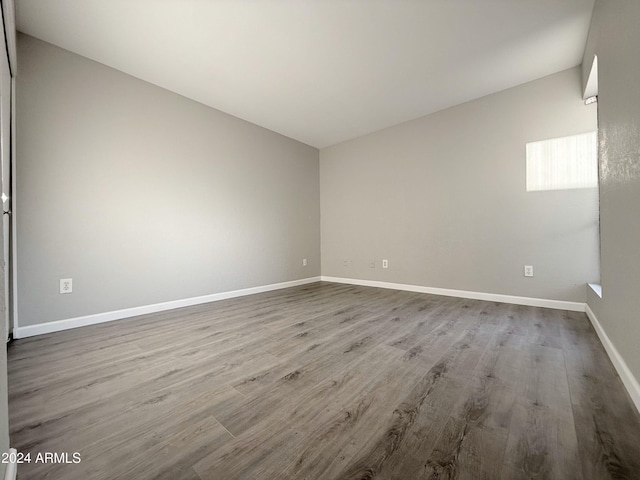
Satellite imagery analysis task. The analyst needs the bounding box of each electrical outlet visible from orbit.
[382,259,389,269]
[524,265,534,277]
[369,261,375,268]
[302,258,307,267]
[343,259,350,267]
[60,278,73,294]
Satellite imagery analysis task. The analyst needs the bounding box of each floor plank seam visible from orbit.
[212,415,236,439]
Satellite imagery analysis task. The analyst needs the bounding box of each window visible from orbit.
[525,131,598,192]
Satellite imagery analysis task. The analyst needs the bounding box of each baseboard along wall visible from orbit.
[13,277,322,339]
[585,304,640,414]
[14,275,586,339]
[321,276,586,312]
[13,275,638,414]
[16,275,588,339]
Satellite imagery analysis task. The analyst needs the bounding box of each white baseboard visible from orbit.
[321,276,586,312]
[585,304,640,414]
[3,448,17,480]
[13,277,321,339]
[12,275,586,339]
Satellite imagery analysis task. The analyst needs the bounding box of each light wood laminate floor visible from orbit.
[8,282,640,479]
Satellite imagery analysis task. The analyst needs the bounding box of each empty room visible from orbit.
[0,0,639,479]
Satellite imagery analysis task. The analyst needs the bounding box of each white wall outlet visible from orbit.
[524,265,534,277]
[302,258,307,267]
[60,278,73,294]
[382,259,389,269]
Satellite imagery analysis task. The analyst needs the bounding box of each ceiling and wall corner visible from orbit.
[12,1,601,329]
[320,67,599,305]
[16,0,595,148]
[15,34,321,331]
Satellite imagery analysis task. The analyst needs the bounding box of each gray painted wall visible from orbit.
[16,34,320,328]
[582,1,640,386]
[321,67,598,302]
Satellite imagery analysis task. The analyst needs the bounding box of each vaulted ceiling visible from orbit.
[17,0,595,148]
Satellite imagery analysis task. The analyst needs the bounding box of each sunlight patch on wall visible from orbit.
[526,131,597,191]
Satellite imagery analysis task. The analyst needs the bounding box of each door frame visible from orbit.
[1,0,16,339]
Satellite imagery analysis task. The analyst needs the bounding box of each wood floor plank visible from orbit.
[194,344,424,479]
[503,401,582,480]
[326,303,497,479]
[7,282,640,479]
[559,311,640,479]
[423,415,507,480]
[518,343,574,423]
